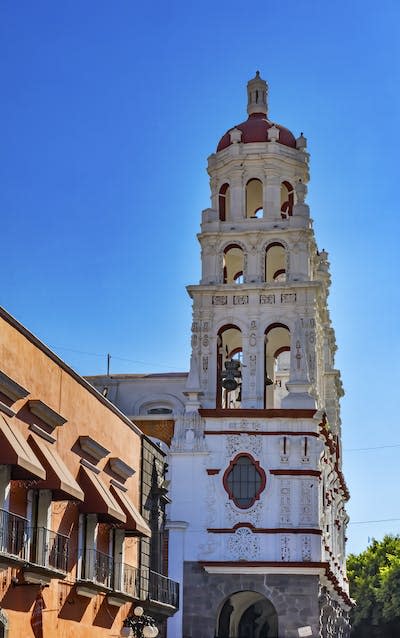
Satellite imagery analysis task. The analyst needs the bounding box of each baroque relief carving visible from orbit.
[301,534,312,561]
[171,412,206,452]
[227,420,262,431]
[226,434,262,458]
[279,479,291,525]
[225,501,263,526]
[260,294,275,304]
[280,535,291,561]
[233,295,249,305]
[227,527,260,560]
[299,480,315,525]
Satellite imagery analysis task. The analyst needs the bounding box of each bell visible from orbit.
[221,359,241,391]
[222,377,238,391]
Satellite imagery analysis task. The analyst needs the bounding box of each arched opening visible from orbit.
[216,591,278,638]
[264,324,290,408]
[219,183,230,221]
[281,181,294,218]
[265,243,286,283]
[246,179,264,218]
[223,244,245,284]
[217,325,242,409]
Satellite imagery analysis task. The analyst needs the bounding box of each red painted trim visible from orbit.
[222,452,266,510]
[199,560,329,568]
[206,469,220,475]
[207,525,322,535]
[199,408,317,418]
[205,430,319,437]
[269,469,321,477]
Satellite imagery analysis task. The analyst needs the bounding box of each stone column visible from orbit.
[165,520,189,638]
[229,170,244,220]
[264,172,281,219]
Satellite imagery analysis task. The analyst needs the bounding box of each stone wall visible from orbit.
[182,561,320,638]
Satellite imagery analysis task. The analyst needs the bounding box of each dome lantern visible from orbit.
[247,70,268,116]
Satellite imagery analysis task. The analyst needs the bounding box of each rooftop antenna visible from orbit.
[107,353,111,376]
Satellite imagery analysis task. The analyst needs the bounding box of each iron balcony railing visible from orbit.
[0,508,28,559]
[29,526,69,573]
[149,570,179,608]
[82,548,113,588]
[114,561,141,598]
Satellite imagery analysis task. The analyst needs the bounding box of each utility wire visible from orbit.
[49,344,181,370]
[348,518,400,525]
[345,443,400,452]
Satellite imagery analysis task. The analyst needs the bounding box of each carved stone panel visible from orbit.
[227,527,260,560]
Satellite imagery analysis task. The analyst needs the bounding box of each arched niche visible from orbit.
[216,590,278,638]
[223,244,245,284]
[265,242,286,283]
[264,324,290,408]
[219,183,230,221]
[281,180,294,218]
[246,178,264,218]
[217,324,242,409]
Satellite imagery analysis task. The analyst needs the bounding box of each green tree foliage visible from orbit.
[348,534,400,637]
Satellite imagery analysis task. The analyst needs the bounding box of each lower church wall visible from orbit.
[182,561,320,638]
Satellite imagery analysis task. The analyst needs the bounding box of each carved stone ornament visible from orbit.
[171,411,206,452]
[226,434,262,458]
[280,535,291,561]
[225,501,263,526]
[233,295,249,305]
[212,295,227,305]
[227,420,262,431]
[301,534,312,561]
[260,294,275,304]
[299,480,314,525]
[279,479,291,525]
[281,293,296,303]
[227,527,260,560]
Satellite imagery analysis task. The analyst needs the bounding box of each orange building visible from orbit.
[0,306,178,637]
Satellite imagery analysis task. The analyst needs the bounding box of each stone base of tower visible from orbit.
[182,562,350,638]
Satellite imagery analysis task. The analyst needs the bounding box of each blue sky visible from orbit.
[1,0,399,555]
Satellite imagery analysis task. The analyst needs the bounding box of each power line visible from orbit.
[345,443,400,452]
[49,344,181,370]
[349,518,400,525]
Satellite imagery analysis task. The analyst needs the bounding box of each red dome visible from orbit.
[217,112,296,152]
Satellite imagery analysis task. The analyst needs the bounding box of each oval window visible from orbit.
[223,454,266,509]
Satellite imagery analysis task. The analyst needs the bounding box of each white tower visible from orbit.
[168,73,351,638]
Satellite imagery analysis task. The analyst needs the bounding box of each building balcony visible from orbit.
[77,548,120,599]
[24,526,70,583]
[146,569,179,610]
[0,508,28,567]
[115,561,141,598]
[0,509,70,583]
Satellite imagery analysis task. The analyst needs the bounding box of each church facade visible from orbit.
[87,72,351,638]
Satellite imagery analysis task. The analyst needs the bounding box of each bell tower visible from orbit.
[168,73,351,638]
